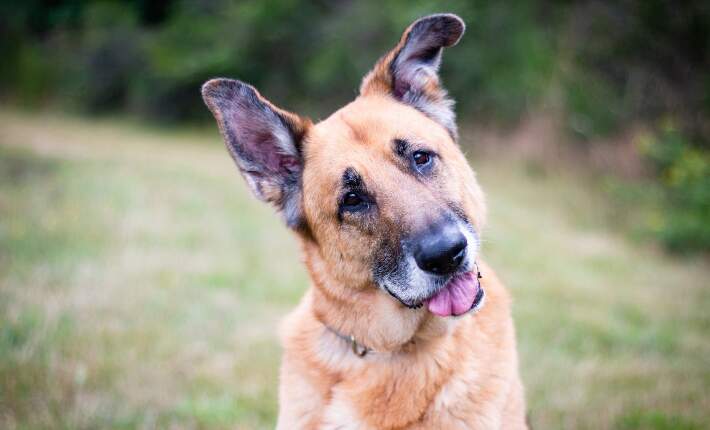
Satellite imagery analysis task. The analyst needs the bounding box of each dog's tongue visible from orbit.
[426,272,479,317]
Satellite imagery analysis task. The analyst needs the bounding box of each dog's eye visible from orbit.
[412,151,432,167]
[343,192,362,207]
[338,191,371,220]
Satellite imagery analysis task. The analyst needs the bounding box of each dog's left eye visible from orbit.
[413,151,431,165]
[412,151,434,171]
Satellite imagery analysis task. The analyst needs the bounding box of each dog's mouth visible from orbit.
[424,271,485,317]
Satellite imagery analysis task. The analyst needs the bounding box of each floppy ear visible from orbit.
[360,14,465,140]
[201,79,312,230]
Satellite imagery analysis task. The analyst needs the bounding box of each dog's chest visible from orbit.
[310,344,507,430]
[312,360,479,430]
[319,393,369,430]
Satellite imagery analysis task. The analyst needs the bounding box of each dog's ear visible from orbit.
[201,79,311,230]
[360,14,465,140]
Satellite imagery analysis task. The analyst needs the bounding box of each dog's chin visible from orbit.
[380,285,426,309]
[382,270,485,317]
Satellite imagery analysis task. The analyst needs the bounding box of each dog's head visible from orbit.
[203,14,486,318]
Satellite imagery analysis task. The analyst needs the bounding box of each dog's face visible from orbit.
[203,14,487,317]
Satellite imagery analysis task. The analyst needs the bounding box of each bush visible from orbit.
[74,2,144,113]
[639,123,710,253]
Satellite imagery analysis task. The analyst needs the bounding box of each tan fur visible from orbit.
[277,273,526,429]
[202,14,527,429]
[275,95,526,429]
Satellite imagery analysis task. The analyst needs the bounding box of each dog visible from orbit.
[202,13,527,430]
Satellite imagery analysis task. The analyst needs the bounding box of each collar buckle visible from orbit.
[350,335,369,357]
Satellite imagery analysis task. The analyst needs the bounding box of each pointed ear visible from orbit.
[201,79,312,230]
[360,14,465,140]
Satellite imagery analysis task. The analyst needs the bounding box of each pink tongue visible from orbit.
[426,272,479,317]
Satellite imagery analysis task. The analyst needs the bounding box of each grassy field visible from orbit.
[0,108,708,429]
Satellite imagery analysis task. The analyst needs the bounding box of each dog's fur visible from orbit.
[202,14,527,429]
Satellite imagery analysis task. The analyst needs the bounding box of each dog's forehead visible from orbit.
[304,96,451,182]
[326,96,448,142]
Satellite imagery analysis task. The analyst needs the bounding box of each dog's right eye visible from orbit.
[340,191,371,216]
[337,191,371,222]
[343,192,363,208]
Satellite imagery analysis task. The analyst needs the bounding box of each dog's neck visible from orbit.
[302,240,452,354]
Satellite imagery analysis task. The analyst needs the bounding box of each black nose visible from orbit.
[413,221,467,275]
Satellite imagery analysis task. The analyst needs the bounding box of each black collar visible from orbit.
[324,326,371,357]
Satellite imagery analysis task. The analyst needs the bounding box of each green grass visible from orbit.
[1,108,708,429]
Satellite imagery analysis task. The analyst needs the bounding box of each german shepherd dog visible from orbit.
[202,13,527,430]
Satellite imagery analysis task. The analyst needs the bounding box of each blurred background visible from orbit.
[0,1,708,429]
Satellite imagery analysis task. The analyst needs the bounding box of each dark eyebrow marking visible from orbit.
[342,167,362,188]
[393,138,409,157]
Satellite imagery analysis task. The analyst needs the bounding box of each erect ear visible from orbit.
[360,14,465,140]
[201,79,312,231]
